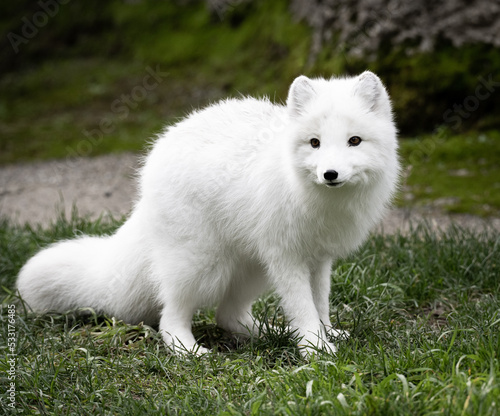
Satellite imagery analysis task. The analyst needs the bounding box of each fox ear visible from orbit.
[287,75,316,117]
[353,71,392,117]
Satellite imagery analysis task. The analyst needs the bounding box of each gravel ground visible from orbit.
[1,153,499,233]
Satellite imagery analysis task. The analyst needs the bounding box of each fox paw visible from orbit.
[298,337,337,358]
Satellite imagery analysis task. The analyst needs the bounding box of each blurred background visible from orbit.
[0,0,499,217]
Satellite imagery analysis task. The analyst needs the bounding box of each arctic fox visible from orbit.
[17,71,399,356]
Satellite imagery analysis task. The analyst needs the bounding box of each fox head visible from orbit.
[286,72,399,192]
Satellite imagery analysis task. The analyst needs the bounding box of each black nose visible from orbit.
[324,170,338,181]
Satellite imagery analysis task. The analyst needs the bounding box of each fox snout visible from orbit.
[323,169,345,187]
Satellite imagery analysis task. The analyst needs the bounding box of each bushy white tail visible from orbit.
[17,236,116,314]
[16,221,159,326]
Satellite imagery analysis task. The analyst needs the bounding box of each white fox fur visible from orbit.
[17,71,400,356]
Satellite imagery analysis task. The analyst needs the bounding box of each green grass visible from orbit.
[399,129,500,216]
[1,213,499,415]
[0,0,310,165]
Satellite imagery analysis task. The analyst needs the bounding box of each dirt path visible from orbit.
[0,153,138,226]
[1,153,499,233]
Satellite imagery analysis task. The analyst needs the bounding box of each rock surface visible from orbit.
[290,0,500,60]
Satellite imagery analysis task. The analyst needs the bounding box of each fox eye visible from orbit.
[348,136,362,146]
[310,138,320,148]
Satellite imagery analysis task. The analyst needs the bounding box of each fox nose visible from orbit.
[323,170,338,181]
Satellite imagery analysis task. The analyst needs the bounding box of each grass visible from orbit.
[0,0,311,165]
[1,213,499,414]
[0,58,195,164]
[399,129,500,216]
